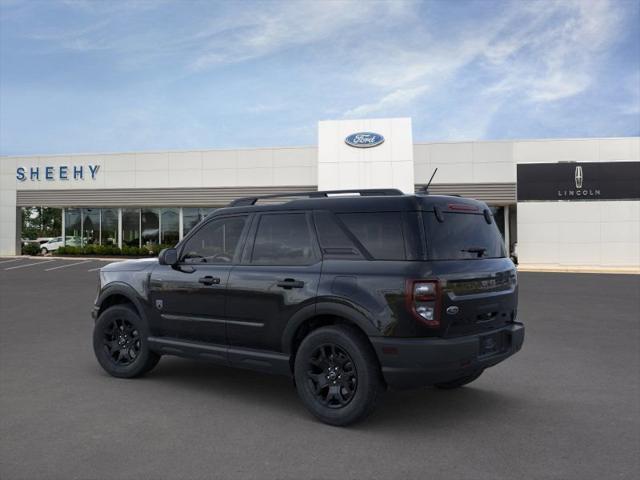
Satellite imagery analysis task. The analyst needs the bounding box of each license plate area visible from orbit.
[478,332,508,357]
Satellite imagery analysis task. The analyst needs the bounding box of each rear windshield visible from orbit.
[423,212,505,260]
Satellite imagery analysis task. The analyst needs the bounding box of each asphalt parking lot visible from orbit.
[0,259,638,480]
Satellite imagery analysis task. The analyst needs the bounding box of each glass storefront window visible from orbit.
[63,207,224,248]
[82,208,100,245]
[182,207,216,235]
[122,208,140,247]
[160,208,179,245]
[141,208,160,248]
[200,208,215,219]
[64,208,82,246]
[101,209,118,246]
[182,208,201,235]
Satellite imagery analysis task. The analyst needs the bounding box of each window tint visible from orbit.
[337,212,405,260]
[181,216,247,264]
[424,212,505,260]
[252,214,315,265]
[314,211,363,259]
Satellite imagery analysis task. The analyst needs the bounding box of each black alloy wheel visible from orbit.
[102,318,141,366]
[93,304,160,378]
[294,325,383,426]
[306,343,357,408]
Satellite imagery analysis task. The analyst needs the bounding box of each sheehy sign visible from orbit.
[16,164,100,182]
[517,161,640,201]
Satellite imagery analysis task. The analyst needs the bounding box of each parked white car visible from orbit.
[40,236,81,254]
[40,237,64,254]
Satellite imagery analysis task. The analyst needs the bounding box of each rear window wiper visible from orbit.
[461,247,487,258]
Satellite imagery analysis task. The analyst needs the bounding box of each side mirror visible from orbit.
[158,248,178,266]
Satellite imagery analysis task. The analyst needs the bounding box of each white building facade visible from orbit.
[1,118,638,271]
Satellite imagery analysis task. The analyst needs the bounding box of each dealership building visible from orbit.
[1,118,639,271]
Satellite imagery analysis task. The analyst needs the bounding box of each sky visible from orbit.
[0,0,639,155]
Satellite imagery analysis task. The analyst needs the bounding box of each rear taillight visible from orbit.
[406,280,440,327]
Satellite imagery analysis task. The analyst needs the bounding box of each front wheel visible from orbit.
[93,304,160,378]
[434,369,484,389]
[294,325,383,426]
[40,247,48,255]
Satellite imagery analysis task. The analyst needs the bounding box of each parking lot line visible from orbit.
[0,258,25,265]
[5,259,56,270]
[87,267,102,272]
[44,260,92,271]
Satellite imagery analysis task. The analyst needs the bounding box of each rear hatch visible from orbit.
[422,203,518,339]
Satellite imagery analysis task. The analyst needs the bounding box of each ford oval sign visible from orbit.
[345,132,385,148]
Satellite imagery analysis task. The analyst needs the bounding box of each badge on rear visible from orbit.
[446,305,459,315]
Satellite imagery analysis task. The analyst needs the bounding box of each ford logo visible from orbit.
[446,306,459,315]
[345,132,385,148]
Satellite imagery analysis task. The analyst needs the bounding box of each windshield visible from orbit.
[423,212,505,260]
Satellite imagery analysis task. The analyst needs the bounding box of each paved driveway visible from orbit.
[0,261,638,479]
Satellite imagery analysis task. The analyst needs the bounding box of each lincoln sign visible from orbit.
[517,161,640,201]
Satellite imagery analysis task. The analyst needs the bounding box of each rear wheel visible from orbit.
[93,304,160,378]
[434,369,483,389]
[294,325,382,426]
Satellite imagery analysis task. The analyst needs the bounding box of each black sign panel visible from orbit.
[517,161,640,201]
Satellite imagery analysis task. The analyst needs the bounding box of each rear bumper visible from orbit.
[370,323,524,390]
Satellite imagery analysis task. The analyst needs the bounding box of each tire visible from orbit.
[294,325,383,426]
[93,304,160,378]
[40,248,48,255]
[434,369,484,389]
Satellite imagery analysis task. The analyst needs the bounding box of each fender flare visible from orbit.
[95,282,149,323]
[281,300,379,354]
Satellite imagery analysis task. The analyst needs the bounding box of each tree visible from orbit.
[21,207,62,239]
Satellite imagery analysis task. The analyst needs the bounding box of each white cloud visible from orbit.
[342,0,626,135]
[483,0,622,103]
[344,85,428,117]
[189,1,413,71]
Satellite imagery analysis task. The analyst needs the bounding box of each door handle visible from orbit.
[198,276,221,286]
[277,278,305,289]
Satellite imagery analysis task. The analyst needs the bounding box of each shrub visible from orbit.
[22,243,41,256]
[54,243,170,257]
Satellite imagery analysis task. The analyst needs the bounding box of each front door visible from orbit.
[149,214,250,345]
[226,212,321,353]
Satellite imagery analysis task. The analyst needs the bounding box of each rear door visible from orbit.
[422,205,518,341]
[225,211,321,353]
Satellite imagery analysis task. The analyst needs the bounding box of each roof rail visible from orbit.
[228,188,404,207]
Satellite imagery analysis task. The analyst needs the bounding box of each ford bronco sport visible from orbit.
[92,189,524,426]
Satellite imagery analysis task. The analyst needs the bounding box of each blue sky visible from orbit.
[1,0,639,155]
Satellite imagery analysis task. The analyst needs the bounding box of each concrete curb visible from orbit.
[517,265,640,275]
[0,255,129,262]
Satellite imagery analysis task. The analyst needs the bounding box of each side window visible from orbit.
[337,212,406,260]
[313,211,364,259]
[251,213,316,266]
[181,216,247,264]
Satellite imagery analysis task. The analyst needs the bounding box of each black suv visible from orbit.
[92,189,524,425]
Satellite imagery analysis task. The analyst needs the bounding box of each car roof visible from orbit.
[211,193,488,216]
